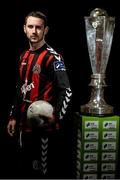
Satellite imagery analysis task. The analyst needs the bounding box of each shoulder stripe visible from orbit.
[46,54,54,67]
[20,50,29,60]
[20,51,30,79]
[36,50,48,64]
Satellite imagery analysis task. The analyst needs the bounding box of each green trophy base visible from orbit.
[73,114,119,179]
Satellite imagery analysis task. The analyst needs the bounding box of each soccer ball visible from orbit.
[27,100,54,127]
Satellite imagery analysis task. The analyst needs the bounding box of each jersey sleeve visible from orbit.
[47,54,72,121]
[9,57,22,120]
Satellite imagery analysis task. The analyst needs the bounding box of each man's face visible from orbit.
[24,16,48,43]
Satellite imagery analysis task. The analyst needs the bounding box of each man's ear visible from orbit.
[23,25,26,33]
[44,26,49,35]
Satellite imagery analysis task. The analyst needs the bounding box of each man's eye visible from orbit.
[27,25,43,30]
[28,25,33,29]
[36,26,43,30]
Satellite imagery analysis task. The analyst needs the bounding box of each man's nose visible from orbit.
[32,27,37,33]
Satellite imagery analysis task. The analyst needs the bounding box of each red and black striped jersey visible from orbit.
[10,43,72,129]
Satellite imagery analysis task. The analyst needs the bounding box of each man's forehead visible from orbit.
[27,16,44,24]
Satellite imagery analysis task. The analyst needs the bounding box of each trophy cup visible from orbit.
[81,8,115,115]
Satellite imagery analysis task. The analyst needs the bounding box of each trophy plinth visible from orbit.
[81,74,113,115]
[80,8,115,116]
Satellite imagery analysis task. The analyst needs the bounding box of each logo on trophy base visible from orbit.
[81,8,115,116]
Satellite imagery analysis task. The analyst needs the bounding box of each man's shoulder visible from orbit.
[20,50,29,59]
[46,45,64,62]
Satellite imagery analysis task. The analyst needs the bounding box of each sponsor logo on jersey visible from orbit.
[21,79,35,100]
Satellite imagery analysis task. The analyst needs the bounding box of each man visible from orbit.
[7,11,72,178]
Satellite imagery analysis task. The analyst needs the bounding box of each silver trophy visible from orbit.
[81,8,115,115]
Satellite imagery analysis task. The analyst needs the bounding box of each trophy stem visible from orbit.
[81,74,114,116]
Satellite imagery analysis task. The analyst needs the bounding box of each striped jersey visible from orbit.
[10,43,72,129]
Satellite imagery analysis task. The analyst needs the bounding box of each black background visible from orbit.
[1,0,119,115]
[0,0,120,178]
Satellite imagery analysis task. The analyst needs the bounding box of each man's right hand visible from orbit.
[7,119,16,136]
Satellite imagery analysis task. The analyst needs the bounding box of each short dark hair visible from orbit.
[24,11,47,27]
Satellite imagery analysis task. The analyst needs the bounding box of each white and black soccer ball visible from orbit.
[27,100,54,127]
